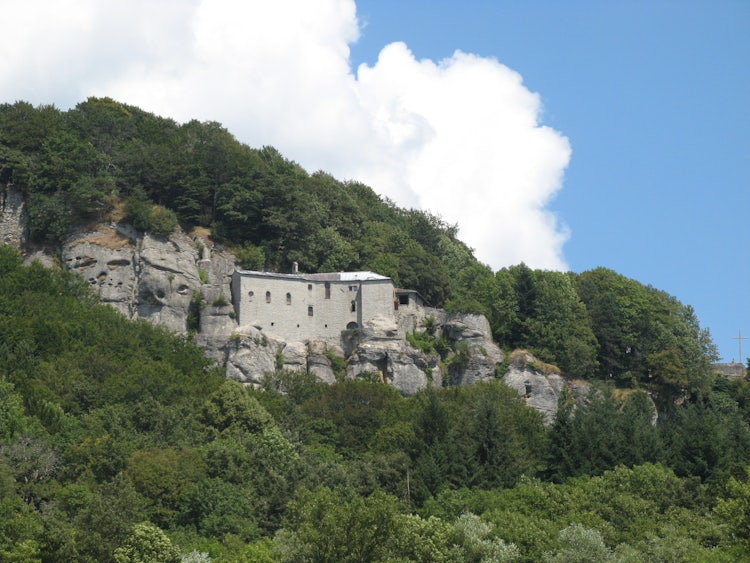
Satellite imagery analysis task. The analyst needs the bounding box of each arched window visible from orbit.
[248,291,254,301]
[286,292,292,305]
[351,300,356,313]
[265,291,271,303]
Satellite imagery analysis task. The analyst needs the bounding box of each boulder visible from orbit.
[225,327,280,386]
[501,351,592,424]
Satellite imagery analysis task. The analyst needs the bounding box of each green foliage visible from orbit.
[125,447,206,528]
[149,205,178,238]
[113,522,180,563]
[125,194,153,232]
[211,293,228,307]
[454,512,521,561]
[26,191,71,244]
[1,100,720,402]
[124,197,177,237]
[543,523,612,562]
[275,487,400,562]
[188,291,205,332]
[407,330,437,355]
[0,248,744,560]
[447,341,471,379]
[325,350,347,380]
[716,466,750,547]
[546,390,662,481]
[0,96,736,559]
[235,242,266,270]
[200,380,274,436]
[0,378,27,441]
[387,513,463,562]
[576,267,717,391]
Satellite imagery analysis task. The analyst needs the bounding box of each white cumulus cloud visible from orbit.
[0,0,571,270]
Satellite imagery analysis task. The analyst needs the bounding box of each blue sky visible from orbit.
[351,0,750,362]
[1,0,747,361]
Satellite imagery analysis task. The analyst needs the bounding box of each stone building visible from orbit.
[231,267,427,342]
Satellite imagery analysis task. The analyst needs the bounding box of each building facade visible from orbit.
[231,269,399,342]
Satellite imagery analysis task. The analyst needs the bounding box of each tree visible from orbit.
[113,522,180,563]
[543,523,612,563]
[0,378,27,441]
[716,466,750,548]
[200,380,274,436]
[387,513,463,562]
[125,447,205,529]
[453,512,520,562]
[275,487,400,563]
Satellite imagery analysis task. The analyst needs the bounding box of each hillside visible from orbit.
[0,99,723,393]
[1,98,750,560]
[1,244,750,560]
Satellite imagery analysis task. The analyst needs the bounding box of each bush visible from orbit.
[236,243,266,271]
[149,205,178,238]
[125,196,178,238]
[26,192,71,243]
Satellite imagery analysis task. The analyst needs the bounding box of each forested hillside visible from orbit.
[1,246,750,561]
[1,98,750,561]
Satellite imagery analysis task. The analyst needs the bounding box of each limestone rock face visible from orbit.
[225,328,280,385]
[0,187,26,247]
[388,349,438,395]
[444,315,505,387]
[504,367,565,424]
[136,232,202,333]
[62,226,140,318]
[57,225,238,340]
[502,351,590,424]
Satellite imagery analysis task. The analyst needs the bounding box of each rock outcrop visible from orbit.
[3,207,585,421]
[59,225,235,335]
[0,187,26,247]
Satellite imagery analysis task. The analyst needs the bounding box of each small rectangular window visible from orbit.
[308,306,314,316]
[324,282,331,299]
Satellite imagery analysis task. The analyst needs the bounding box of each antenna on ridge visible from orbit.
[732,329,747,364]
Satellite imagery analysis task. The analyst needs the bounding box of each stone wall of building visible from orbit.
[713,362,747,381]
[232,271,396,342]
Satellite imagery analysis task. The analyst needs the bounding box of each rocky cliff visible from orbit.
[1,187,587,421]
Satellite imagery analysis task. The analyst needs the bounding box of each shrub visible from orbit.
[149,205,178,238]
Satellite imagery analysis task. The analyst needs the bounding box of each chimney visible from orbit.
[292,261,299,274]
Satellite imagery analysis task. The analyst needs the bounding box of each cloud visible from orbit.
[0,0,571,270]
